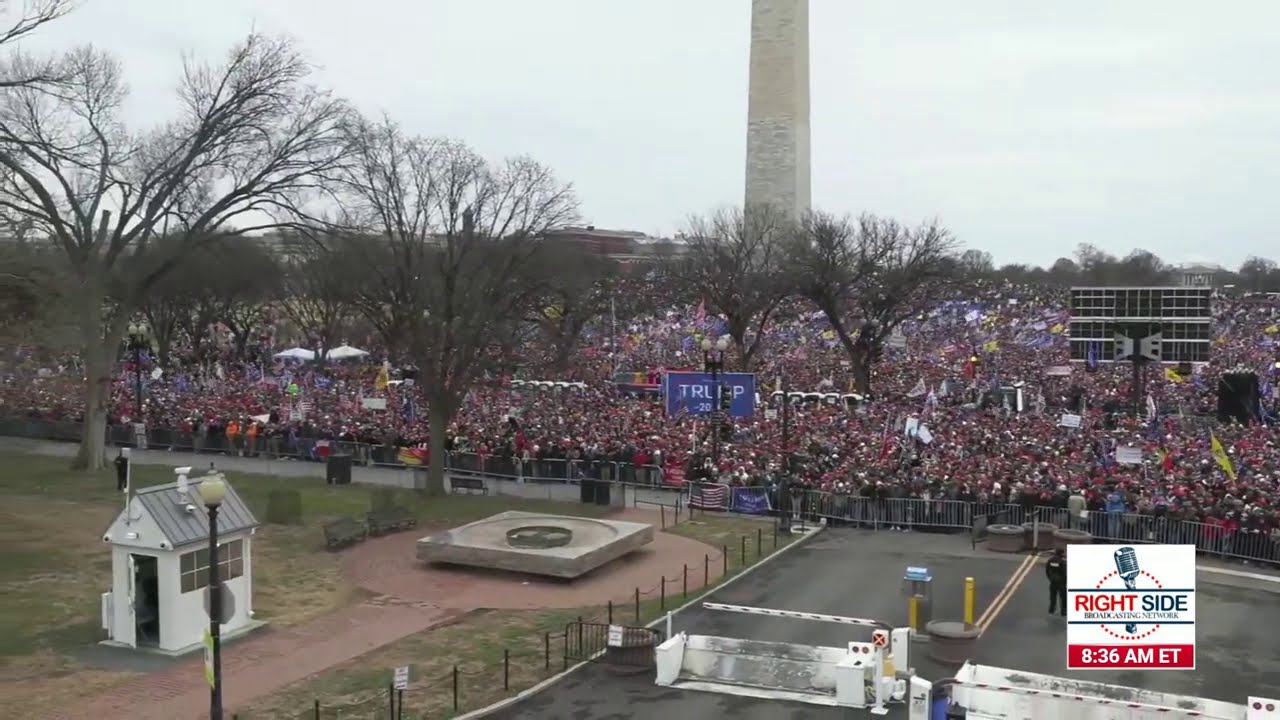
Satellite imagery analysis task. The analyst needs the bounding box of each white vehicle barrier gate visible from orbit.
[905,662,1280,720]
[654,602,911,714]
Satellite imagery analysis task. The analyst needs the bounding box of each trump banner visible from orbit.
[662,371,757,418]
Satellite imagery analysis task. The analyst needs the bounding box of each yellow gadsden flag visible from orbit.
[1165,366,1187,383]
[1210,432,1236,479]
[375,365,390,391]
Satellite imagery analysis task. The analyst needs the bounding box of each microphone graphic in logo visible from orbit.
[1113,547,1140,634]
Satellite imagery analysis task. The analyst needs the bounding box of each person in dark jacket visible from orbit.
[114,449,129,492]
[1046,548,1067,616]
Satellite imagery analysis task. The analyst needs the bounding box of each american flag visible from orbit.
[688,482,727,510]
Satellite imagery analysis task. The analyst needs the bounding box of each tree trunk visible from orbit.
[851,350,873,396]
[74,346,111,471]
[427,403,448,489]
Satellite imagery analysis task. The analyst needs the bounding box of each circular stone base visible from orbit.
[505,526,574,549]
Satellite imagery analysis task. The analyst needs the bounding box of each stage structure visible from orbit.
[1069,286,1213,417]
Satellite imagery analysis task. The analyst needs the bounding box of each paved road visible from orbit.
[981,556,1280,704]
[488,529,1028,719]
[487,529,1280,719]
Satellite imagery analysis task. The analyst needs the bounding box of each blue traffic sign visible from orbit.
[663,371,757,418]
[905,566,931,582]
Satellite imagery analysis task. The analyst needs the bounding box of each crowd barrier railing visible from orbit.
[684,488,1280,568]
[5,417,1275,566]
[0,416,672,489]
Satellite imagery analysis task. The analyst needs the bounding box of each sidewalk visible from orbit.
[39,600,457,720]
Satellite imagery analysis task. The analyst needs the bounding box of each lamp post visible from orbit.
[701,337,729,469]
[197,474,228,720]
[126,321,150,421]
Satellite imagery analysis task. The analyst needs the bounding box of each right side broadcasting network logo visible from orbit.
[1066,544,1196,670]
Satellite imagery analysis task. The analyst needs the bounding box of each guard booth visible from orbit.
[903,566,932,633]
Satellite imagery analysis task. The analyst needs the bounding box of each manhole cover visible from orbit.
[506,525,574,549]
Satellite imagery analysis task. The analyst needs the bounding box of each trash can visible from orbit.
[326,454,353,485]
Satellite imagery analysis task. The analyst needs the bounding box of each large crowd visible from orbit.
[3,279,1280,558]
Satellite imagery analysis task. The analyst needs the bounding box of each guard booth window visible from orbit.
[180,539,245,593]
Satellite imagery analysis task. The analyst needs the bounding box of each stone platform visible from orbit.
[415,511,654,579]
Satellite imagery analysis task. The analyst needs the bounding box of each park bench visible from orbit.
[322,516,367,549]
[450,477,488,495]
[366,506,418,535]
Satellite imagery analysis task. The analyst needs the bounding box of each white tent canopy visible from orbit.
[273,347,315,361]
[325,345,369,360]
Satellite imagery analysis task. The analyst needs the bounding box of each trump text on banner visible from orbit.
[662,371,756,418]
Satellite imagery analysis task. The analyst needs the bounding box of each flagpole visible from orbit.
[610,295,618,377]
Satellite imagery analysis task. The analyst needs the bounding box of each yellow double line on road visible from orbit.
[974,553,1040,634]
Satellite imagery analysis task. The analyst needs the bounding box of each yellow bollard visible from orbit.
[964,576,976,626]
[908,594,919,631]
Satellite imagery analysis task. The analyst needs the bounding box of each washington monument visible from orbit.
[745,0,811,219]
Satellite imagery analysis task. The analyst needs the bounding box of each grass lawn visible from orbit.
[0,451,608,716]
[237,513,802,720]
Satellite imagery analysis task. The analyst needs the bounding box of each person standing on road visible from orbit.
[1046,548,1067,616]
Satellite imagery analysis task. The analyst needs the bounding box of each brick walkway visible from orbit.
[39,600,458,720]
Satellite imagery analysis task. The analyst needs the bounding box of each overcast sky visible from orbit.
[19,0,1280,268]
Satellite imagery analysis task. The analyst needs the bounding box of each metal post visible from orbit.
[503,648,510,691]
[722,545,728,575]
[634,587,640,623]
[756,527,762,559]
[313,698,319,720]
[133,343,143,420]
[452,665,459,712]
[387,682,394,718]
[660,576,666,611]
[779,374,792,532]
[704,554,710,587]
[208,503,223,720]
[682,564,688,599]
[396,689,404,720]
[607,600,613,624]
[544,631,550,670]
[741,536,747,566]
[1130,354,1151,419]
[964,577,976,626]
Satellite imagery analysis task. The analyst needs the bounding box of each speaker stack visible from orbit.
[1217,372,1259,424]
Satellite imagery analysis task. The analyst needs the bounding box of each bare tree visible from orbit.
[335,114,579,485]
[0,34,351,468]
[787,212,960,394]
[142,238,282,365]
[526,244,614,373]
[0,0,73,89]
[674,205,789,370]
[277,238,358,363]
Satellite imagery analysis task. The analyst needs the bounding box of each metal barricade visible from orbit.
[1,416,1277,568]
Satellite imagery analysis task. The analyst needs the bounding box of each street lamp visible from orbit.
[126,321,150,420]
[700,337,730,470]
[197,473,228,720]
